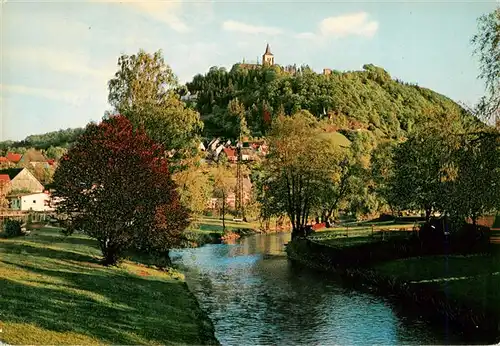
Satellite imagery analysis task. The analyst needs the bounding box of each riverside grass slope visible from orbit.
[0,227,219,345]
[374,250,500,318]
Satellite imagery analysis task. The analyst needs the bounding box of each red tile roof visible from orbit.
[223,148,236,158]
[6,153,22,163]
[0,174,11,182]
[0,157,8,162]
[47,159,55,166]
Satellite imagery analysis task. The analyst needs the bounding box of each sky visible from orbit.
[0,0,497,141]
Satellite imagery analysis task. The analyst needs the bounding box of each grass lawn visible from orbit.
[310,227,412,246]
[194,216,259,231]
[374,249,500,315]
[0,227,218,345]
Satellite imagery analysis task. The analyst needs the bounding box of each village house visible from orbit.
[18,149,49,169]
[6,153,22,164]
[0,168,44,194]
[207,177,253,210]
[8,191,54,212]
[220,148,238,163]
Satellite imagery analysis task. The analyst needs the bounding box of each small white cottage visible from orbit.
[9,192,54,212]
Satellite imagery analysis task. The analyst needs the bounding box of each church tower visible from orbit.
[262,43,274,66]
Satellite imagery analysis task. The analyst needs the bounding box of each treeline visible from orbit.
[0,128,84,154]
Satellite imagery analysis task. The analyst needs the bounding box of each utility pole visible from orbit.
[235,138,245,221]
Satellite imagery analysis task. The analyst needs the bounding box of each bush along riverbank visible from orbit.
[286,235,500,344]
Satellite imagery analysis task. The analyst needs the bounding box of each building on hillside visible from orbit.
[209,138,221,152]
[6,153,22,164]
[8,191,54,212]
[238,44,334,76]
[214,144,225,160]
[207,177,253,209]
[221,148,237,163]
[240,147,254,161]
[262,43,274,66]
[239,44,275,70]
[0,168,44,194]
[19,149,49,168]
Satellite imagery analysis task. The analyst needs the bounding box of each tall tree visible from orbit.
[172,153,212,223]
[445,130,500,226]
[371,139,398,214]
[472,8,500,122]
[108,50,203,153]
[387,127,456,221]
[52,115,189,265]
[262,110,337,239]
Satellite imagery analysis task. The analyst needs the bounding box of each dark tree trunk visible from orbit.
[155,250,172,269]
[101,243,120,266]
[425,207,432,222]
[291,227,301,240]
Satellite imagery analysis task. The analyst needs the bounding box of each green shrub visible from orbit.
[3,219,23,238]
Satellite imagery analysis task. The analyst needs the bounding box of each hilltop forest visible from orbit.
[2,63,479,160]
[186,63,478,141]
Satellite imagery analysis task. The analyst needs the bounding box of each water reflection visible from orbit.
[172,233,464,345]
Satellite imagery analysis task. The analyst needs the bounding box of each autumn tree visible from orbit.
[172,153,212,224]
[31,164,54,186]
[0,179,10,210]
[45,146,67,160]
[107,50,203,154]
[52,115,189,265]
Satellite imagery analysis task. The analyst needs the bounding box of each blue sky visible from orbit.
[1,0,497,141]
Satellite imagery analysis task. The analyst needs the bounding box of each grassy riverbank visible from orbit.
[0,227,219,345]
[374,250,500,318]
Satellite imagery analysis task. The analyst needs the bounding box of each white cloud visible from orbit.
[222,20,284,35]
[294,32,317,40]
[295,12,379,42]
[97,0,190,33]
[1,84,84,106]
[131,2,189,33]
[6,47,114,81]
[319,12,378,38]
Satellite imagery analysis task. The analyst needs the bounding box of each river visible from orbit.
[172,232,465,345]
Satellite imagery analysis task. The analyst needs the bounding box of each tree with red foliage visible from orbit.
[52,115,189,265]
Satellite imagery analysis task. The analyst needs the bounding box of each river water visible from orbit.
[172,233,465,345]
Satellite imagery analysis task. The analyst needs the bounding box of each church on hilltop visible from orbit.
[238,43,332,75]
[238,43,275,70]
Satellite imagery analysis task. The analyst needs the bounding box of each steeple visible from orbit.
[262,43,274,66]
[264,43,273,56]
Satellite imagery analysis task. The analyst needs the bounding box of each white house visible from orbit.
[9,192,54,212]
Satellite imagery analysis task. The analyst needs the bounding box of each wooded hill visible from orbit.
[2,63,480,152]
[186,63,479,141]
